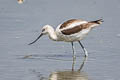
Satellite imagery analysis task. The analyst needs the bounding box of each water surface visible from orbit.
[0,0,120,80]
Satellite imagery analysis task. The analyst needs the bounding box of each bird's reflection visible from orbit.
[49,71,88,80]
[49,57,88,80]
[72,56,87,71]
[30,57,88,80]
[78,57,88,71]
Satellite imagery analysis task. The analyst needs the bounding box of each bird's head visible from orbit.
[41,25,52,35]
[28,25,52,45]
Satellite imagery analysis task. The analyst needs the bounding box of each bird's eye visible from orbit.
[42,29,45,32]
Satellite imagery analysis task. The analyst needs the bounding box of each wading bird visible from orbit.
[29,19,103,59]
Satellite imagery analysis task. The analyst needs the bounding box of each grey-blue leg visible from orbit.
[71,42,76,59]
[71,42,76,71]
[78,41,88,57]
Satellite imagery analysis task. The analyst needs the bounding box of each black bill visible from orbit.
[28,33,43,45]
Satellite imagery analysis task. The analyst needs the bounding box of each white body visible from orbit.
[46,20,98,42]
[56,25,91,42]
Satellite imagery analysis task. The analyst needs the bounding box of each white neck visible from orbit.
[47,26,58,41]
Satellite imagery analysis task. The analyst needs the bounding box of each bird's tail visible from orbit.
[90,19,104,24]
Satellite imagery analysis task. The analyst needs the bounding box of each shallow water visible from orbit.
[0,0,120,80]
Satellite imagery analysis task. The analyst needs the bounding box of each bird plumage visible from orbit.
[55,19,103,42]
[29,19,103,57]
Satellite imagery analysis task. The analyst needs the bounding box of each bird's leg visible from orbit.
[71,42,76,71]
[71,42,76,59]
[72,58,75,71]
[78,41,88,57]
[78,56,88,71]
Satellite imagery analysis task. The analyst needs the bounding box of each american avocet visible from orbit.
[29,19,103,58]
